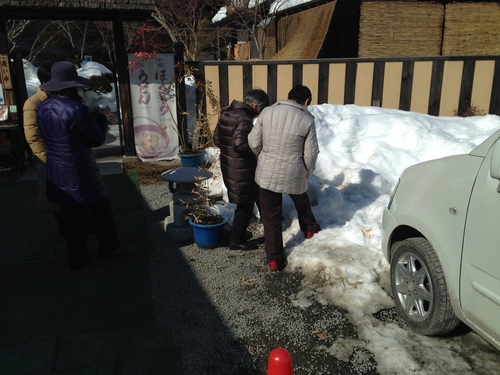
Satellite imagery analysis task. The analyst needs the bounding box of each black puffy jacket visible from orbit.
[213,100,259,205]
[37,94,109,206]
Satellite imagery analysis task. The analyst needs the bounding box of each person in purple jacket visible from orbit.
[37,61,122,270]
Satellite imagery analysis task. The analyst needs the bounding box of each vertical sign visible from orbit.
[128,53,179,161]
[0,55,12,89]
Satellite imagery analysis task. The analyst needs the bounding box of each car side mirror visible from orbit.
[490,140,500,192]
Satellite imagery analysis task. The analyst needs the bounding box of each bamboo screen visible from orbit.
[271,1,337,60]
[359,0,444,57]
[262,20,277,59]
[442,2,500,56]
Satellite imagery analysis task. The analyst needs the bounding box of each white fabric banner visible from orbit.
[128,53,179,161]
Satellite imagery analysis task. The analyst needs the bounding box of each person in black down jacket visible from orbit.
[36,61,123,270]
[214,89,270,250]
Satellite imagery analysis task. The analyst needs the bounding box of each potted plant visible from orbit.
[185,151,228,249]
[165,62,221,167]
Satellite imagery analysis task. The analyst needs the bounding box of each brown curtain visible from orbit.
[271,1,337,60]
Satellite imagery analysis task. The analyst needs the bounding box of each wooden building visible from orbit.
[226,0,500,60]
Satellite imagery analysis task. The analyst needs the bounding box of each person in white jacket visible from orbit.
[248,85,321,272]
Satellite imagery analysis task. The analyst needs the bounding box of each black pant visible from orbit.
[231,201,259,244]
[259,188,317,265]
[60,197,120,268]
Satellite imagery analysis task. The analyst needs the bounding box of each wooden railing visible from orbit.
[197,56,500,126]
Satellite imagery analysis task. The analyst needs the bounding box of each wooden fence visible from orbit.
[197,56,500,130]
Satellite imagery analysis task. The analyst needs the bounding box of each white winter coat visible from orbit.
[248,100,319,195]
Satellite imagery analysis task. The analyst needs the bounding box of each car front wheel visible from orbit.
[390,237,460,336]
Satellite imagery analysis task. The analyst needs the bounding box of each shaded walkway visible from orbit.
[0,169,183,374]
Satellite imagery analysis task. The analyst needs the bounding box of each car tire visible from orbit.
[390,237,461,336]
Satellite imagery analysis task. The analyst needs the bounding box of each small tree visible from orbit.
[152,0,225,61]
[93,21,115,64]
[227,0,288,60]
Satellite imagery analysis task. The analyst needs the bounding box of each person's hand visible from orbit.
[102,106,113,123]
[102,106,111,118]
[92,106,112,122]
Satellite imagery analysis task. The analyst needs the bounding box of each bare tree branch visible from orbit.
[7,19,32,54]
[25,23,61,62]
[153,0,224,61]
[228,0,288,59]
[94,21,115,64]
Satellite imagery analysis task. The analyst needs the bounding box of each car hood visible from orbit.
[397,128,499,178]
[470,128,500,157]
[400,153,476,179]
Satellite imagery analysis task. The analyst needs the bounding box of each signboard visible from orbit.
[128,53,179,161]
[0,55,12,89]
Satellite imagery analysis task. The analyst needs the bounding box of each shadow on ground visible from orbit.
[0,172,186,374]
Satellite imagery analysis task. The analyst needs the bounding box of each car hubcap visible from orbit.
[394,252,433,322]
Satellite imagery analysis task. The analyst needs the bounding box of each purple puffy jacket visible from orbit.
[36,94,109,206]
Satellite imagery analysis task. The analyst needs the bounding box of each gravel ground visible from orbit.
[139,183,380,375]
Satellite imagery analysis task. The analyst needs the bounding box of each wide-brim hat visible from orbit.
[42,61,91,92]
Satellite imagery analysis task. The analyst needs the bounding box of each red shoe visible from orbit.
[305,224,321,239]
[268,260,286,272]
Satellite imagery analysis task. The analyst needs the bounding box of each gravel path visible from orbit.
[139,183,378,375]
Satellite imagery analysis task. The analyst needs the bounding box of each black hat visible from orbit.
[41,61,91,91]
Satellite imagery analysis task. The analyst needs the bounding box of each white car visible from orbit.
[382,128,500,351]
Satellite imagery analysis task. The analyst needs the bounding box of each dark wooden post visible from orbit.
[0,14,15,108]
[113,17,136,159]
[0,14,25,172]
[175,42,188,152]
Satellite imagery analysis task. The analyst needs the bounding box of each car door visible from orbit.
[461,139,500,346]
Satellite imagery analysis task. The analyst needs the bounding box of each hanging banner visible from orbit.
[128,53,179,161]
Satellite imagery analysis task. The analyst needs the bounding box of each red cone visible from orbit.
[266,347,294,375]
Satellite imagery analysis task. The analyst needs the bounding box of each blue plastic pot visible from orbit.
[189,216,228,249]
[179,152,206,167]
